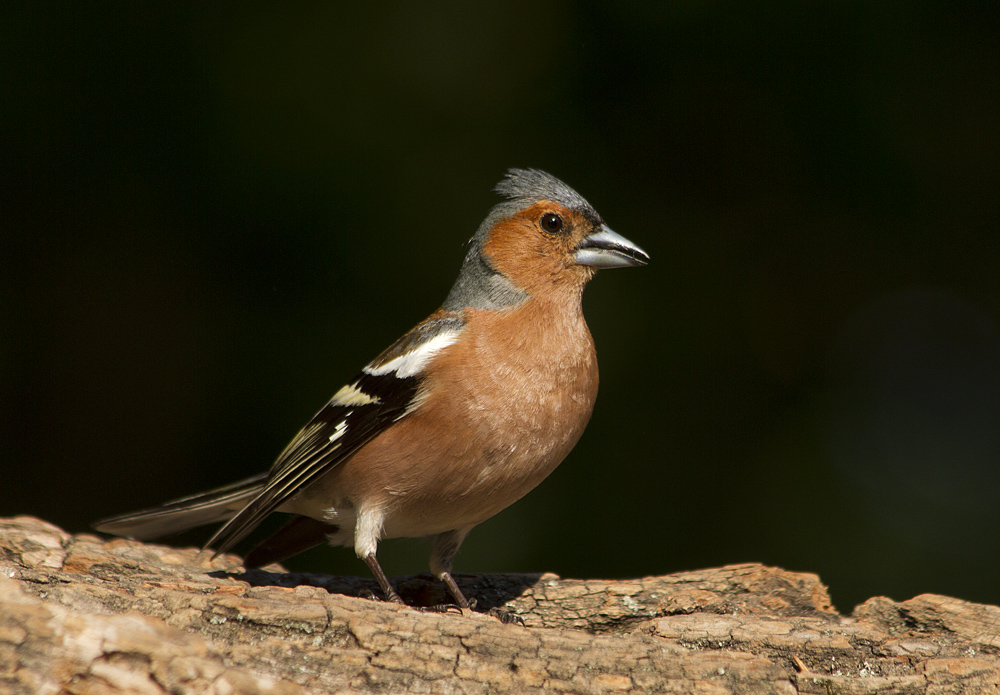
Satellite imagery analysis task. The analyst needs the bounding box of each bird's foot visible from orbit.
[421,603,466,615]
[359,587,406,605]
[420,597,524,625]
[486,607,526,626]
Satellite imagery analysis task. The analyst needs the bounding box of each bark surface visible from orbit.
[1,516,998,694]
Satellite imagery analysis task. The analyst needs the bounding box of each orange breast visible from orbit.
[306,292,599,539]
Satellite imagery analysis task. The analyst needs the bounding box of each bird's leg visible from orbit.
[429,528,472,607]
[362,553,404,604]
[439,571,472,609]
[430,529,524,625]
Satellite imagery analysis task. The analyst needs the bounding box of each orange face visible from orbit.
[482,202,601,298]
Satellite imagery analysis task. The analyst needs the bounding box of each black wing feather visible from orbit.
[206,312,466,556]
[206,370,419,555]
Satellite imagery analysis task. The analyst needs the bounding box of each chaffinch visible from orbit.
[94,168,648,615]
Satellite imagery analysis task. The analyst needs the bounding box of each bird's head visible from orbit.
[444,168,649,311]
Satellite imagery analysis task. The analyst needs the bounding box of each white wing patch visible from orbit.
[363,329,461,378]
[328,418,349,444]
[330,382,380,406]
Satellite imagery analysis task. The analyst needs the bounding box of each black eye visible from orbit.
[540,212,564,233]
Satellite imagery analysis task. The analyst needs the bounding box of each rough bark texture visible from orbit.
[2,516,998,694]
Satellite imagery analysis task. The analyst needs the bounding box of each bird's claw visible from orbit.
[487,607,526,626]
[422,603,466,615]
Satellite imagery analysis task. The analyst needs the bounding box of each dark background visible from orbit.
[3,2,998,613]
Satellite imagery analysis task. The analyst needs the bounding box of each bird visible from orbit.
[93,168,649,616]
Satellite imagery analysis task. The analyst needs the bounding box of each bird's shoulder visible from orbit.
[364,310,467,378]
[273,309,468,471]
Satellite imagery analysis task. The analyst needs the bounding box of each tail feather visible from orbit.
[92,472,269,541]
[243,515,336,568]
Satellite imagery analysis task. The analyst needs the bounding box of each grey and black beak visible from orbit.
[574,225,650,268]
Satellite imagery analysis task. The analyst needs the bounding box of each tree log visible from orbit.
[1,516,998,694]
